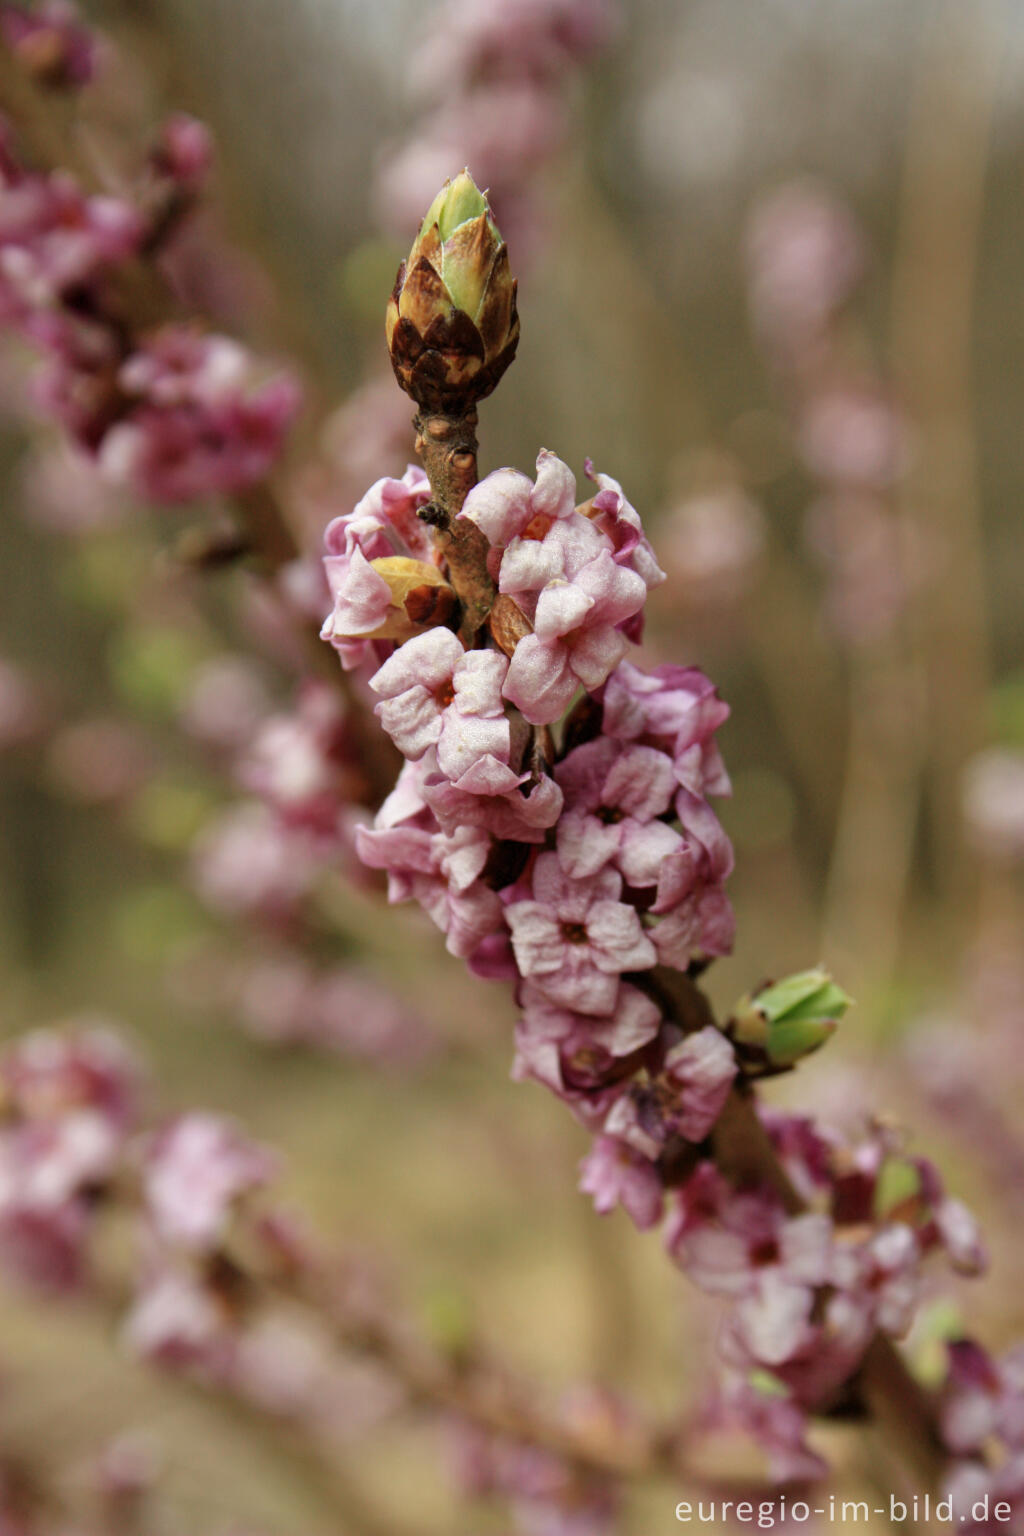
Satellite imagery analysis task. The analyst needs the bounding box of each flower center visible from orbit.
[597,805,624,825]
[560,921,589,945]
[434,678,455,709]
[522,512,553,541]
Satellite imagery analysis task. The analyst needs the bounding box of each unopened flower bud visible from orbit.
[729,967,851,1075]
[386,171,519,414]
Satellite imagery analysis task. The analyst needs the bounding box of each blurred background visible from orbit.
[1,0,1023,1530]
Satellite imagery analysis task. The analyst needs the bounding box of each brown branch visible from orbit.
[285,1265,692,1487]
[413,408,495,643]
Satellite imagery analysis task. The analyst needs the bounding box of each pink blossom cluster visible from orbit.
[0,1,97,90]
[335,453,735,1018]
[940,1339,1024,1529]
[126,1111,279,1375]
[376,0,619,259]
[0,105,298,502]
[453,1414,617,1536]
[191,680,365,925]
[96,326,300,503]
[655,1111,987,1467]
[0,1022,399,1442]
[321,442,1011,1494]
[0,1022,141,1289]
[328,449,738,1251]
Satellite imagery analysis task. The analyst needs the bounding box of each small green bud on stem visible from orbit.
[728,967,852,1076]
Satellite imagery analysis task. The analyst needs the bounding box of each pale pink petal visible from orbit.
[498,535,567,596]
[533,579,595,639]
[735,1273,815,1366]
[585,901,657,972]
[450,649,508,714]
[556,808,620,879]
[326,547,392,638]
[437,712,510,783]
[369,627,462,696]
[531,449,577,521]
[458,467,535,546]
[506,902,569,976]
[579,1136,663,1230]
[375,686,442,759]
[446,753,523,795]
[503,634,579,724]
[604,746,675,820]
[617,819,683,890]
[663,1026,737,1141]
[568,625,628,691]
[555,738,619,810]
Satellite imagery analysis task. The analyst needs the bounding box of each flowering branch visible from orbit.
[316,168,1010,1518]
[0,27,399,805]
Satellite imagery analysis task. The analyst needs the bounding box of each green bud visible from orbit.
[729,967,851,1075]
[386,171,519,414]
[764,1014,837,1067]
[753,968,853,1026]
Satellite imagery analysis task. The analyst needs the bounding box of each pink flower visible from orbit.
[513,980,662,1127]
[692,1376,828,1484]
[0,2,98,89]
[662,1027,737,1140]
[579,1135,663,1230]
[191,801,325,920]
[370,629,513,787]
[424,763,563,843]
[649,883,736,970]
[0,1024,141,1292]
[321,466,433,670]
[745,180,866,354]
[150,113,214,191]
[555,738,680,888]
[239,681,355,832]
[458,448,577,559]
[600,1027,736,1160]
[940,1341,1023,1457]
[601,661,731,799]
[583,461,666,633]
[99,329,300,502]
[459,451,650,723]
[144,1114,276,1253]
[502,550,647,724]
[505,852,656,1015]
[0,156,143,322]
[355,814,505,964]
[125,1263,233,1372]
[1,1023,141,1127]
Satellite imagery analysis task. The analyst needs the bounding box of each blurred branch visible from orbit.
[0,43,399,806]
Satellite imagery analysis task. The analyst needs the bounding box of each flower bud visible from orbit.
[729,967,851,1076]
[386,171,519,414]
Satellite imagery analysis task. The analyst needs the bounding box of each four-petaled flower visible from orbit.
[370,627,513,789]
[505,852,657,1015]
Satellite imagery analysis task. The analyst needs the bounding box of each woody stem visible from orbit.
[414,409,495,643]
